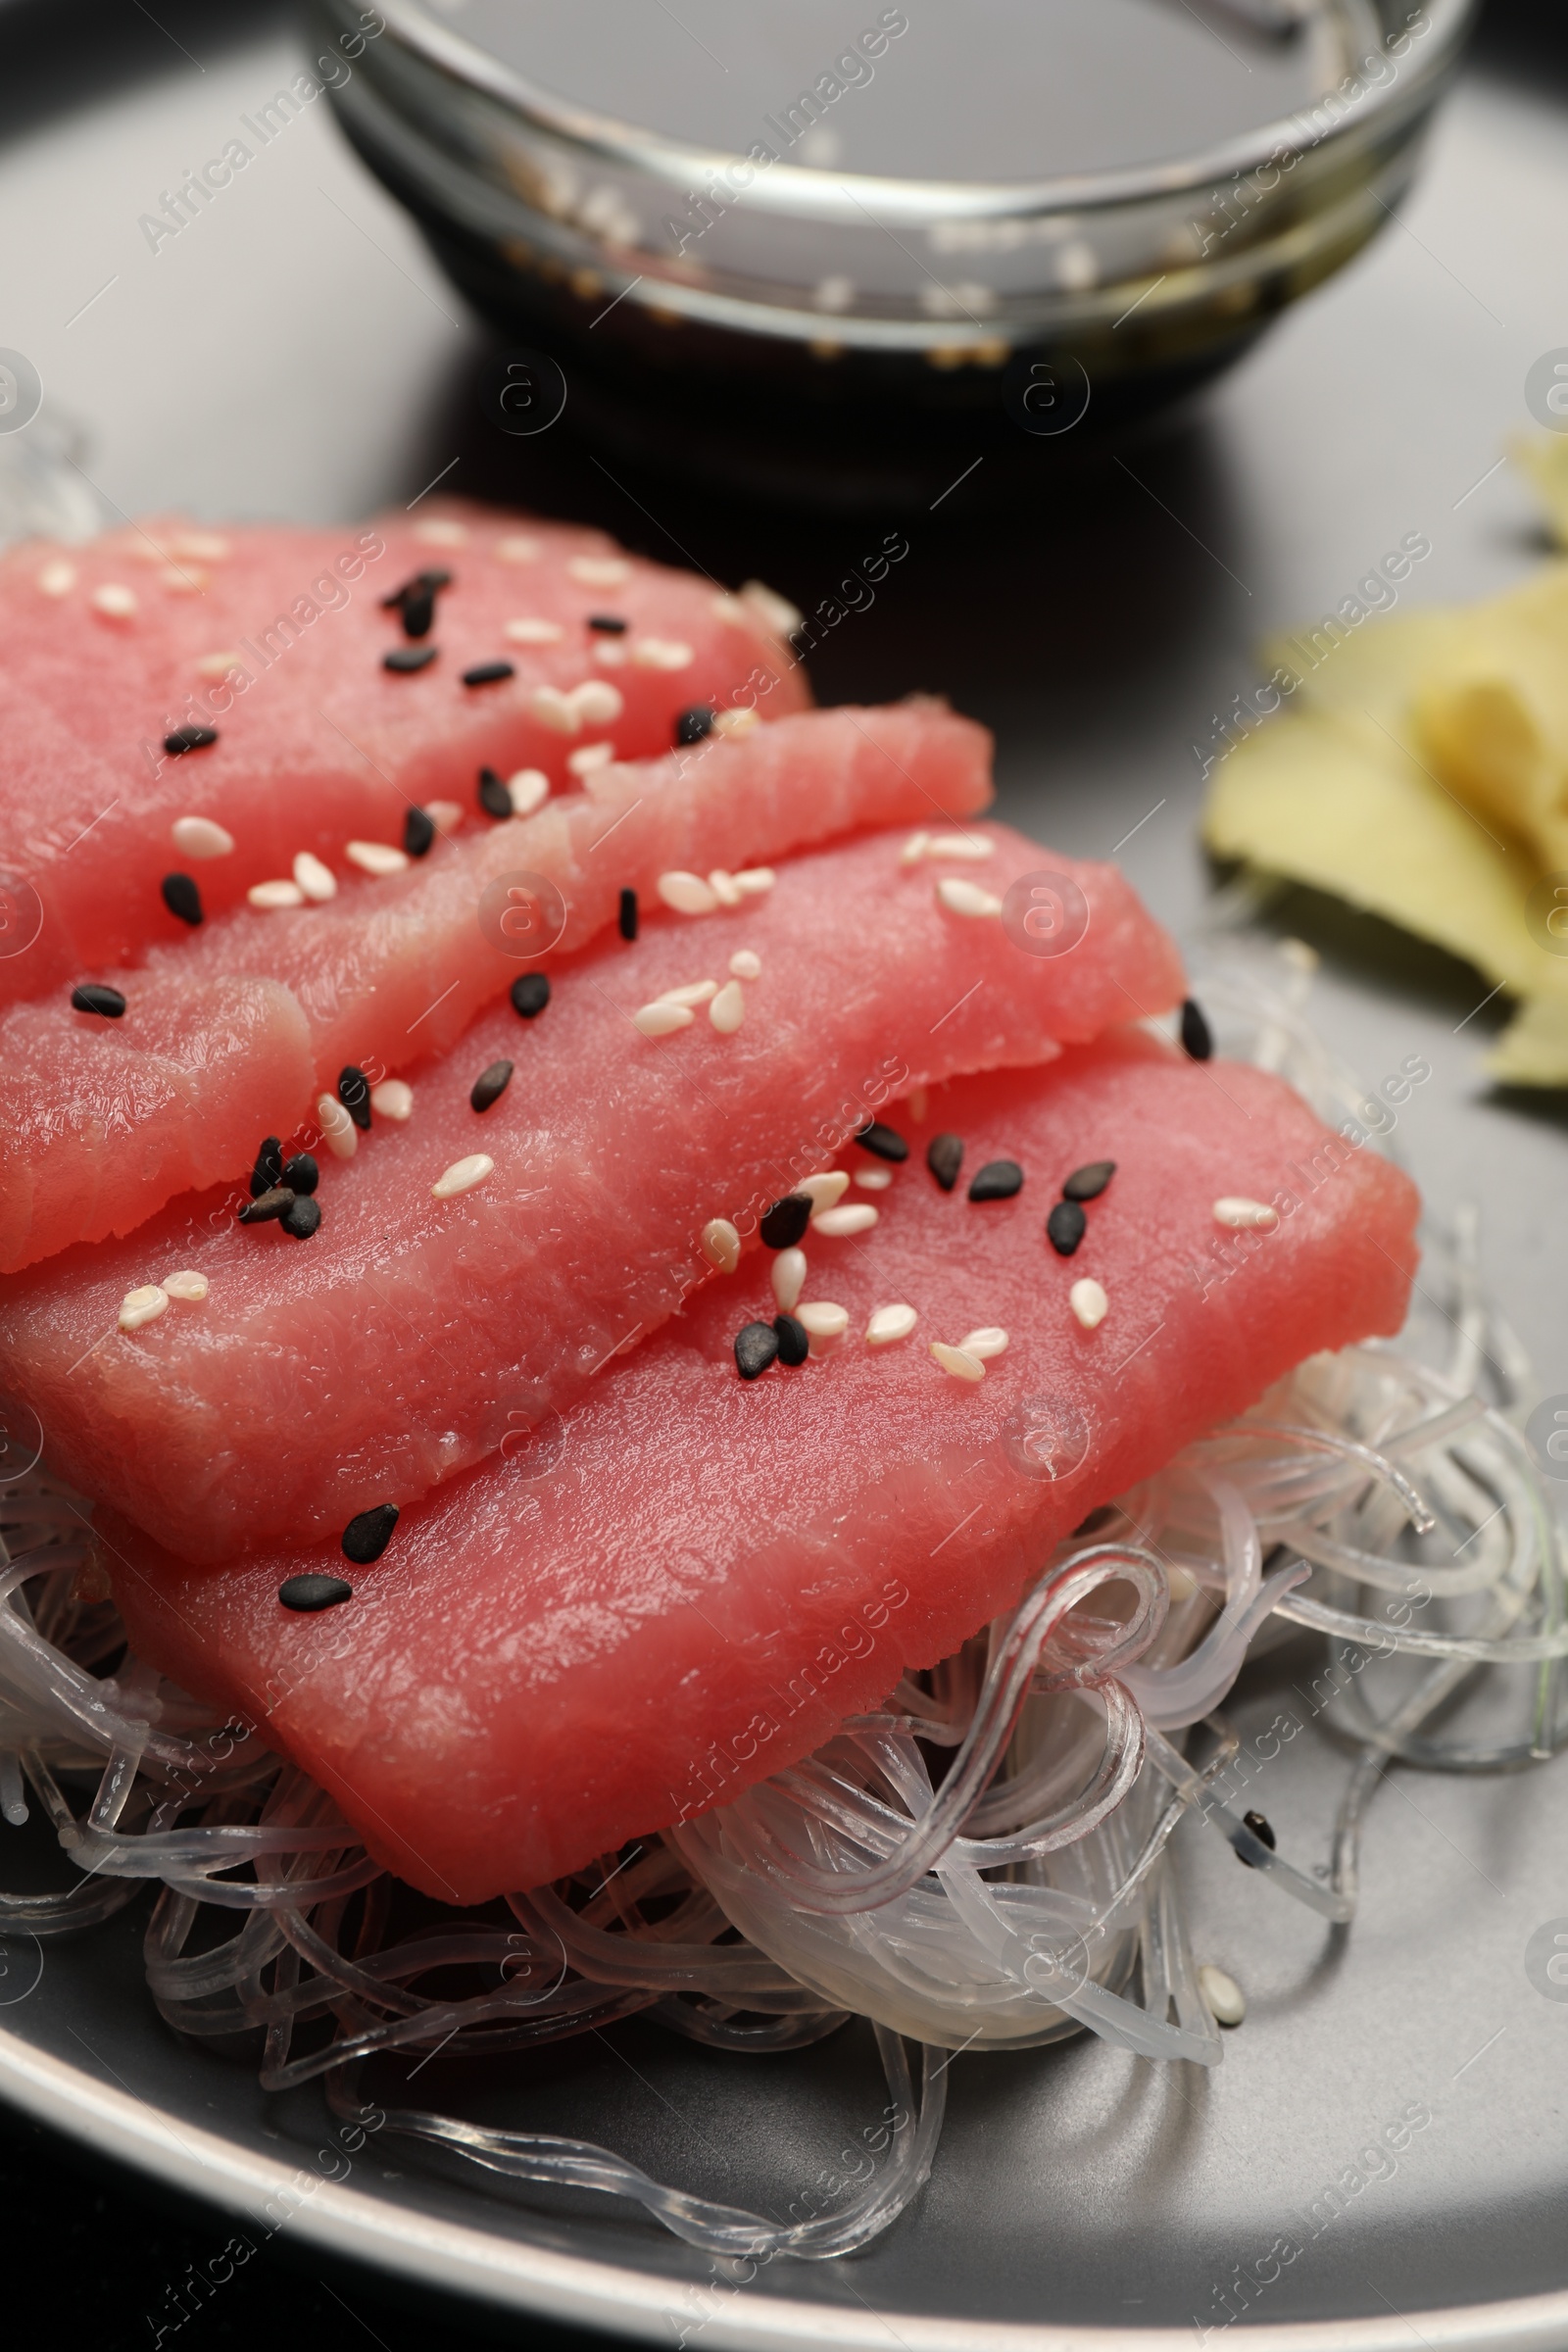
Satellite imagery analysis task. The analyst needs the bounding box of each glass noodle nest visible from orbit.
[2,948,1563,2262]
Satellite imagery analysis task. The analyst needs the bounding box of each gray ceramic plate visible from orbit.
[4,5,1568,2343]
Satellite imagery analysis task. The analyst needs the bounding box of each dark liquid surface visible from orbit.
[432,0,1376,179]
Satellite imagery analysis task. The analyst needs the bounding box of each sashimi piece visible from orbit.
[0,701,988,1272]
[4,824,1185,1564]
[107,1033,1421,1904]
[0,500,806,1004]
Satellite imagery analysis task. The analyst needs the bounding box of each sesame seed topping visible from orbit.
[280,1573,354,1612]
[927,1133,964,1192]
[734,1321,779,1380]
[708,869,743,907]
[505,616,565,645]
[813,1202,879,1238]
[92,583,137,619]
[37,559,75,597]
[508,769,549,816]
[773,1313,809,1366]
[432,1152,494,1200]
[477,767,514,819]
[250,1139,283,1198]
[797,1301,849,1348]
[195,650,245,680]
[771,1248,807,1310]
[634,1000,695,1037]
[712,592,749,624]
[238,1186,294,1226]
[796,1172,850,1211]
[1213,1197,1279,1230]
[676,705,715,746]
[928,833,993,860]
[369,1079,414,1121]
[470,1059,514,1113]
[414,517,467,545]
[900,831,931,865]
[383,646,438,673]
[530,683,580,734]
[760,1195,811,1250]
[345,840,410,877]
[163,1270,209,1302]
[161,872,202,927]
[496,533,542,564]
[120,1284,169,1333]
[710,978,746,1033]
[293,851,337,903]
[969,1160,1023,1203]
[1180,998,1213,1061]
[282,1153,318,1195]
[282,1195,322,1241]
[567,742,615,777]
[1241,1809,1277,1856]
[857,1121,908,1163]
[958,1326,1008,1359]
[428,800,465,836]
[618,888,639,942]
[398,582,437,639]
[658,870,719,916]
[930,1342,985,1382]
[70,983,125,1018]
[701,1217,741,1274]
[337,1065,372,1131]
[1069,1278,1108,1330]
[594,639,627,667]
[342,1501,400,1562]
[317,1094,358,1159]
[733,868,775,896]
[856,1168,893,1191]
[1197,1964,1246,2028]
[740,579,803,637]
[404,807,436,858]
[171,814,234,859]
[163,722,218,757]
[569,556,633,587]
[588,613,628,633]
[729,949,760,980]
[936,876,1004,919]
[463,660,515,688]
[631,637,694,670]
[712,707,760,738]
[1047,1200,1086,1256]
[572,680,623,727]
[510,973,551,1019]
[866,1302,918,1347]
[658,980,719,1007]
[907,1088,930,1123]
[248,879,305,909]
[1062,1160,1116,1201]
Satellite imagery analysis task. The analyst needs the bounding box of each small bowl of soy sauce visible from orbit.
[309,0,1476,508]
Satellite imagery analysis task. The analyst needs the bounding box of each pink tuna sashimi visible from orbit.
[4,824,1185,1565]
[0,701,988,1272]
[0,501,807,1004]
[108,1033,1421,1904]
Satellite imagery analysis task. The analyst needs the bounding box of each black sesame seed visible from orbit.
[675,705,715,746]
[163,723,218,756]
[342,1502,399,1565]
[1062,1160,1116,1202]
[399,585,436,640]
[968,1159,1023,1203]
[1237,1809,1277,1868]
[926,1133,964,1193]
[1046,1200,1087,1257]
[280,1152,318,1196]
[760,1194,811,1250]
[470,1059,514,1113]
[238,1185,295,1225]
[161,871,203,927]
[337,1065,371,1131]
[404,806,435,858]
[383,646,438,674]
[477,765,513,821]
[510,972,551,1019]
[279,1573,353,1613]
[1180,998,1213,1062]
[462,660,514,688]
[735,1321,780,1380]
[588,614,628,634]
[250,1137,284,1198]
[281,1194,322,1240]
[380,568,451,612]
[70,983,125,1018]
[857,1120,908,1164]
[618,886,638,943]
[773,1314,809,1367]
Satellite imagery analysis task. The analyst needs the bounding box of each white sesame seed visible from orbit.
[712,592,749,625]
[91,583,137,619]
[495,533,542,564]
[318,1094,359,1158]
[812,1202,879,1238]
[432,1152,494,1200]
[701,1217,741,1274]
[1213,1197,1279,1231]
[568,556,633,587]
[901,831,932,865]
[728,949,761,981]
[507,769,550,816]
[796,1172,850,1211]
[658,870,719,915]
[1198,1964,1246,2027]
[161,564,207,594]
[866,1302,917,1347]
[593,639,627,666]
[570,679,624,727]
[1070,1279,1108,1331]
[530,684,581,734]
[936,876,1004,919]
[162,1270,210,1303]
[708,869,744,907]
[709,979,745,1033]
[567,742,615,777]
[732,867,775,895]
[370,1079,414,1121]
[172,815,234,859]
[414,517,467,546]
[634,1000,696,1037]
[797,1300,849,1342]
[958,1327,1009,1360]
[505,616,565,645]
[856,1167,893,1191]
[120,1284,169,1333]
[1167,1565,1197,1603]
[928,833,993,860]
[771,1247,807,1312]
[172,530,229,562]
[345,840,410,877]
[740,579,804,637]
[292,851,338,903]
[631,637,695,670]
[195,649,245,679]
[37,559,75,598]
[711,707,760,738]
[249,879,306,909]
[931,1341,985,1382]
[906,1088,930,1123]
[1281,936,1319,974]
[657,980,718,1007]
[426,800,464,836]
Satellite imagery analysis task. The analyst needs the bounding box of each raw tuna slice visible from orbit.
[0,701,987,1272]
[5,824,1184,1564]
[0,501,806,1005]
[108,1032,1420,1903]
